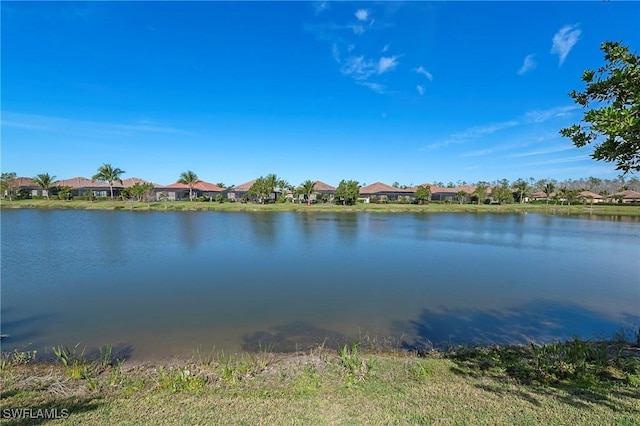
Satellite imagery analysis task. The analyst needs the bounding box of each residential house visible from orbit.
[578,190,605,204]
[225,179,288,203]
[225,180,256,202]
[612,189,640,203]
[312,180,336,203]
[359,182,415,203]
[418,184,476,202]
[298,181,336,203]
[11,177,40,197]
[530,191,550,202]
[159,180,225,201]
[56,177,112,198]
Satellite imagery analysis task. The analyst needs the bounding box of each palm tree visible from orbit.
[178,170,199,201]
[91,163,126,200]
[300,180,316,205]
[558,186,568,206]
[543,182,555,206]
[456,190,467,204]
[512,179,529,204]
[32,173,57,200]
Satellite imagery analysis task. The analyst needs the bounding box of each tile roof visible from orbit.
[163,180,225,192]
[229,180,256,192]
[29,177,159,189]
[413,183,476,194]
[359,182,414,194]
[57,177,111,188]
[579,190,604,199]
[14,177,36,187]
[121,177,161,187]
[615,189,640,199]
[313,181,336,191]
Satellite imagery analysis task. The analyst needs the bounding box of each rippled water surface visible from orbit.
[2,210,638,360]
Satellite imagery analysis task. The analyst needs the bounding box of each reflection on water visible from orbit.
[1,210,638,359]
[242,322,349,352]
[557,212,640,223]
[401,301,640,351]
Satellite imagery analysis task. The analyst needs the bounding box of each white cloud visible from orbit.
[445,121,519,145]
[378,56,399,74]
[1,112,191,138]
[416,85,425,95]
[340,56,377,80]
[314,1,328,14]
[424,121,519,151]
[414,66,433,81]
[355,9,369,22]
[507,145,574,158]
[331,43,340,62]
[524,105,579,123]
[460,149,493,158]
[422,143,439,151]
[521,155,590,167]
[341,55,399,80]
[360,82,386,94]
[517,54,536,75]
[350,24,365,35]
[551,24,581,66]
[312,7,397,94]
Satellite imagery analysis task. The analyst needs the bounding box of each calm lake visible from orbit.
[1,209,639,360]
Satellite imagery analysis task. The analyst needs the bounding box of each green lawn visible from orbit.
[2,198,639,216]
[1,342,639,425]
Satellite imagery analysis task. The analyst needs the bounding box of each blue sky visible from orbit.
[2,1,638,187]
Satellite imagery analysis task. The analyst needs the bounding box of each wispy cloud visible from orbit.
[350,24,365,35]
[331,43,340,62]
[310,5,395,93]
[551,24,581,66]
[424,121,519,151]
[520,155,590,167]
[524,105,579,123]
[416,85,425,95]
[460,141,528,158]
[378,56,399,74]
[341,56,377,80]
[444,121,519,145]
[1,112,192,138]
[414,66,433,81]
[507,145,574,158]
[340,54,400,91]
[355,9,369,22]
[1,120,51,131]
[360,82,386,94]
[460,148,493,158]
[314,1,329,14]
[517,54,536,75]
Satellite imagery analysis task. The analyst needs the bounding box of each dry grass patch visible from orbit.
[1,344,638,425]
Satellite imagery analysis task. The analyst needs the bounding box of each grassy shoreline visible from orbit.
[2,198,640,216]
[1,339,638,425]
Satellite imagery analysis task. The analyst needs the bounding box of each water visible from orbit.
[1,210,639,360]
